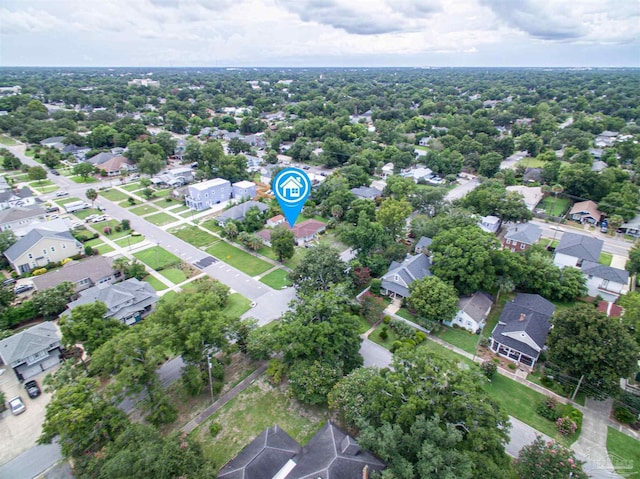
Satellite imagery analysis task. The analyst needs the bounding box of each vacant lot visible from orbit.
[539,196,571,217]
[134,246,180,270]
[434,326,480,355]
[101,189,131,202]
[260,269,292,289]
[114,235,146,248]
[194,378,327,472]
[146,212,176,226]
[206,241,272,276]
[169,225,218,248]
[130,204,159,216]
[0,135,18,145]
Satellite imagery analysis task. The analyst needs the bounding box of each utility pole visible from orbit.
[207,351,214,405]
[571,374,584,402]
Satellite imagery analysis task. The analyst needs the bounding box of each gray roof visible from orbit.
[415,236,432,250]
[381,254,432,298]
[504,223,542,245]
[218,201,268,223]
[65,278,158,321]
[0,204,45,224]
[555,232,603,263]
[40,136,65,145]
[0,322,60,365]
[491,293,555,359]
[457,292,493,323]
[523,167,542,182]
[218,425,301,479]
[287,421,386,479]
[350,186,381,200]
[86,151,116,165]
[621,216,640,230]
[4,228,78,262]
[0,186,35,203]
[581,261,629,284]
[31,256,115,291]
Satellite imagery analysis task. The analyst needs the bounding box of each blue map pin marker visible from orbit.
[273,167,312,227]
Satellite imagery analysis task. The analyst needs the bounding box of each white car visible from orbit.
[8,396,26,415]
[91,215,108,223]
[55,190,69,197]
[85,214,99,223]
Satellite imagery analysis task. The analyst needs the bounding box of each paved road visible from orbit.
[0,442,63,479]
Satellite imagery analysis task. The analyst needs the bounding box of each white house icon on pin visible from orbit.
[280,175,302,199]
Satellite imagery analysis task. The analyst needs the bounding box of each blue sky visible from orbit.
[1,0,638,67]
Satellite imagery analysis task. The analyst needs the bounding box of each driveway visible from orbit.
[0,366,55,467]
[445,177,479,201]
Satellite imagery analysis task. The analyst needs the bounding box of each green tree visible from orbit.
[287,359,343,405]
[85,188,98,207]
[59,302,127,355]
[152,131,177,157]
[515,436,588,479]
[478,152,503,178]
[270,225,295,262]
[430,226,501,295]
[626,243,640,275]
[376,198,412,238]
[242,206,264,233]
[137,151,165,175]
[617,292,640,345]
[223,221,239,240]
[408,276,458,327]
[31,281,75,319]
[288,244,350,295]
[40,376,128,458]
[0,230,17,253]
[73,162,94,179]
[547,304,639,397]
[28,165,47,183]
[112,257,147,280]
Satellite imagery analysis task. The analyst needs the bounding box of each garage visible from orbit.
[16,353,60,380]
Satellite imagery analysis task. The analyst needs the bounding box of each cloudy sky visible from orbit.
[1,0,638,67]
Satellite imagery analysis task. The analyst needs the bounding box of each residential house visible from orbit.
[381,162,394,179]
[0,322,62,381]
[266,214,285,228]
[401,166,433,183]
[0,186,39,210]
[232,180,257,200]
[152,167,194,188]
[218,421,385,479]
[244,154,262,172]
[589,148,604,160]
[257,219,326,247]
[595,131,618,148]
[489,293,555,368]
[414,236,432,255]
[569,200,602,225]
[4,229,83,274]
[0,204,46,233]
[553,232,603,268]
[65,278,159,326]
[86,151,116,166]
[243,133,267,148]
[31,256,118,293]
[619,216,640,237]
[523,167,542,183]
[591,160,608,172]
[185,178,232,211]
[95,155,135,176]
[350,186,381,200]
[217,201,268,225]
[12,217,75,238]
[174,139,186,161]
[380,253,432,299]
[502,223,542,252]
[168,167,195,184]
[61,144,91,160]
[39,136,65,150]
[418,136,433,146]
[444,292,493,333]
[506,186,542,212]
[580,261,629,302]
[478,215,501,234]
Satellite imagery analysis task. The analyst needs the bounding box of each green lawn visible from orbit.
[96,244,114,254]
[169,205,189,214]
[435,326,481,355]
[260,268,292,289]
[169,225,218,248]
[144,275,169,291]
[28,179,54,187]
[200,218,222,233]
[70,175,99,184]
[72,208,101,220]
[114,235,146,247]
[396,307,416,321]
[121,182,142,191]
[130,204,160,216]
[151,188,171,198]
[134,246,180,270]
[369,322,400,349]
[145,212,176,226]
[600,252,613,266]
[206,242,273,276]
[607,427,640,478]
[193,380,327,472]
[223,293,252,318]
[540,196,571,217]
[31,185,59,194]
[100,189,131,202]
[84,238,104,248]
[516,157,547,168]
[160,268,188,284]
[0,135,18,145]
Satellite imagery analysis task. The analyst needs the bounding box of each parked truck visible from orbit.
[64,200,90,213]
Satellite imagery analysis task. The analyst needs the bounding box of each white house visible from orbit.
[444,293,493,333]
[4,228,83,274]
[553,232,603,268]
[581,261,629,302]
[381,163,394,179]
[478,215,501,234]
[185,178,232,211]
[232,180,257,200]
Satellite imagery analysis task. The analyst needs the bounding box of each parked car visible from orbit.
[55,190,68,197]
[50,168,60,176]
[96,204,106,212]
[45,206,60,213]
[24,380,41,399]
[14,284,33,295]
[85,214,99,223]
[2,278,16,287]
[8,396,26,415]
[600,219,609,233]
[91,215,108,223]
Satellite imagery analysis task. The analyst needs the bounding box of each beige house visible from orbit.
[4,228,83,274]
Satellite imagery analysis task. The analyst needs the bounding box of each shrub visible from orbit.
[103,226,112,235]
[266,358,285,384]
[508,363,517,370]
[388,319,415,339]
[390,340,404,353]
[379,327,388,341]
[614,406,636,424]
[415,331,427,343]
[536,398,560,421]
[31,268,47,276]
[209,422,221,437]
[121,219,131,230]
[114,225,122,233]
[556,416,578,435]
[61,257,72,265]
[478,337,490,348]
[540,376,554,388]
[127,197,136,206]
[492,358,500,364]
[481,361,497,379]
[383,315,391,324]
[369,279,382,295]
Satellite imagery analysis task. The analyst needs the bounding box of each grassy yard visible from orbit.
[121,183,142,192]
[145,212,176,226]
[169,205,190,214]
[200,218,222,233]
[96,244,114,254]
[134,246,180,270]
[130,204,160,216]
[169,225,218,248]
[607,427,640,478]
[143,275,169,291]
[600,252,613,266]
[396,307,416,321]
[368,322,400,349]
[260,268,292,289]
[516,157,547,168]
[31,185,59,194]
[160,268,188,284]
[193,379,327,472]
[435,326,480,355]
[151,188,171,198]
[206,241,273,276]
[70,175,99,184]
[72,208,101,220]
[100,189,131,202]
[84,238,104,248]
[0,135,18,145]
[223,293,252,318]
[539,196,571,217]
[114,235,146,247]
